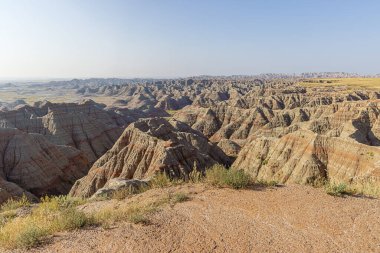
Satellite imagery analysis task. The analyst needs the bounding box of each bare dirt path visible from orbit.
[23,184,380,253]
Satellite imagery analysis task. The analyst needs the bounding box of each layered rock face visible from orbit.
[0,100,145,203]
[69,79,380,196]
[232,130,380,185]
[0,128,89,202]
[0,100,136,163]
[70,118,230,197]
[231,99,380,186]
[173,88,380,144]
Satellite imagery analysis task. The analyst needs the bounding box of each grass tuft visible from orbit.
[111,185,149,200]
[150,173,173,188]
[171,193,190,203]
[1,194,31,212]
[92,202,160,227]
[189,169,204,183]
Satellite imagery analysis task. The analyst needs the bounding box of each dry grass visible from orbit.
[150,173,184,188]
[110,185,150,200]
[346,180,380,198]
[92,204,157,227]
[0,196,89,249]
[0,211,17,227]
[0,195,31,212]
[0,186,192,249]
[299,78,380,90]
[189,169,204,183]
[325,180,380,198]
[171,192,190,203]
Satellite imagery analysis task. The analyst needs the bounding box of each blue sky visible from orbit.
[0,0,379,79]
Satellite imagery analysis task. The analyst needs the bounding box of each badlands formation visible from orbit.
[71,78,380,197]
[0,77,379,252]
[0,78,379,201]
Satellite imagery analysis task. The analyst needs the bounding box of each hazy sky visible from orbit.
[0,0,379,79]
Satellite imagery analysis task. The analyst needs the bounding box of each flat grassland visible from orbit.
[299,78,380,90]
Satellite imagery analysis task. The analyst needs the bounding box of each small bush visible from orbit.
[1,194,31,212]
[55,208,88,230]
[205,165,252,189]
[325,182,351,197]
[225,170,252,189]
[15,225,46,249]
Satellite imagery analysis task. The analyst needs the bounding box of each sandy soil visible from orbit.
[19,184,380,253]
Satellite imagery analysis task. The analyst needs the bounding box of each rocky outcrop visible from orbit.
[0,128,89,202]
[91,178,149,199]
[232,130,380,185]
[174,95,380,146]
[0,100,136,164]
[217,139,241,159]
[70,118,230,197]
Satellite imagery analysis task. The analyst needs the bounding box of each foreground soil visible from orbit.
[18,184,380,253]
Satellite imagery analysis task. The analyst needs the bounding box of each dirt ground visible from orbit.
[18,184,380,253]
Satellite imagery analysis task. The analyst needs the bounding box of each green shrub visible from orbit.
[325,182,351,197]
[14,225,46,249]
[225,170,252,189]
[205,165,252,189]
[55,208,88,230]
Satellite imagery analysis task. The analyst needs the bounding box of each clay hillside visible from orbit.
[0,77,379,252]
